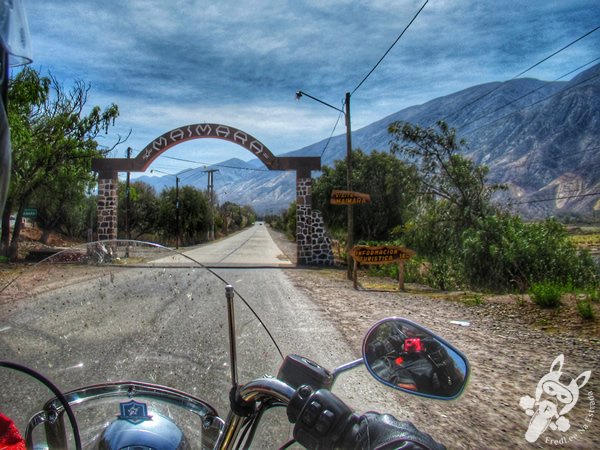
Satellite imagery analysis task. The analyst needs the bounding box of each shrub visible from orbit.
[463,294,485,306]
[529,282,562,308]
[577,300,595,320]
[462,215,599,291]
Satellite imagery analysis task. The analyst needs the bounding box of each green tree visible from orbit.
[280,201,296,239]
[387,120,597,291]
[30,172,91,242]
[388,120,502,232]
[313,149,417,241]
[218,201,257,235]
[387,121,503,270]
[158,186,210,246]
[2,68,121,259]
[219,201,241,235]
[118,181,160,240]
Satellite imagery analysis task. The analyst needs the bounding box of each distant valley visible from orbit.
[137,63,600,219]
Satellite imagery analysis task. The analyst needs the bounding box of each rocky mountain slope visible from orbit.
[141,63,600,218]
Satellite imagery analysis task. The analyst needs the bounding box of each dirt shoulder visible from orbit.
[268,227,599,449]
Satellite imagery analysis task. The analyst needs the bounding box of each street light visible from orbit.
[295,90,354,279]
[151,168,194,249]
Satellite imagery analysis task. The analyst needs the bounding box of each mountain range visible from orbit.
[136,63,600,219]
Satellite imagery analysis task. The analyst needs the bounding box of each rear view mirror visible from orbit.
[363,318,469,400]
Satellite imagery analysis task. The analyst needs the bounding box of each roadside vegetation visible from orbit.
[273,120,599,320]
[117,181,255,246]
[0,68,255,260]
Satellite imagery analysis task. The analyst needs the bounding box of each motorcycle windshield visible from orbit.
[0,240,285,448]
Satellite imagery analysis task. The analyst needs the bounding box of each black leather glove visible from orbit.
[348,412,446,450]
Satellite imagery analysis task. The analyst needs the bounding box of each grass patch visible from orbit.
[511,294,526,307]
[587,289,600,303]
[462,293,486,306]
[529,282,562,308]
[577,300,596,320]
[569,234,600,245]
[535,317,550,327]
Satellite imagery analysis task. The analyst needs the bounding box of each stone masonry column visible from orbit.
[97,176,118,241]
[296,176,312,265]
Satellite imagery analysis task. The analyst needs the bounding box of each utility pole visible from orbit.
[175,175,180,249]
[151,168,193,250]
[125,147,132,240]
[295,90,355,279]
[203,169,219,240]
[125,147,132,257]
[344,92,353,280]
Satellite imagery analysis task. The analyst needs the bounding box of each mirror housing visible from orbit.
[363,318,469,400]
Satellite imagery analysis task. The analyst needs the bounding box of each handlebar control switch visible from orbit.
[277,354,333,391]
[287,385,359,449]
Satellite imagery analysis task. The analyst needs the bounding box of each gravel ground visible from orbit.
[268,227,600,449]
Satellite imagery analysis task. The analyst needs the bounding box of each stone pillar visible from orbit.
[296,177,312,265]
[97,177,118,241]
[296,177,334,265]
[311,210,334,265]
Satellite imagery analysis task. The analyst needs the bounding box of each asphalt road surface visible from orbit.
[183,222,293,266]
[0,227,398,447]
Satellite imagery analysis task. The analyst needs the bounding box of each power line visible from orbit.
[457,56,600,132]
[443,24,600,125]
[321,108,344,157]
[513,191,600,205]
[161,155,269,172]
[550,144,600,161]
[515,25,600,79]
[351,0,429,95]
[459,70,600,136]
[305,0,429,159]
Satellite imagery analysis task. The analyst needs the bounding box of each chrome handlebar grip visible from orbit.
[239,377,296,404]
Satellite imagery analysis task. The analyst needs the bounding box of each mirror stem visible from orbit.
[225,285,238,387]
[331,358,364,385]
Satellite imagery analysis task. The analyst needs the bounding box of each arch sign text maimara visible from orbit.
[91,123,333,265]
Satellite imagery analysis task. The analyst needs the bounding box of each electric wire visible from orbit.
[459,70,600,136]
[319,0,429,157]
[320,107,344,157]
[550,144,600,160]
[308,0,429,158]
[513,191,600,205]
[442,24,600,125]
[457,56,600,133]
[161,155,269,172]
[352,0,429,96]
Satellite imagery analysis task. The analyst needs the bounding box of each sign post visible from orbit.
[349,245,415,291]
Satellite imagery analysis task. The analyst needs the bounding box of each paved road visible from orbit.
[0,230,398,447]
[182,223,293,266]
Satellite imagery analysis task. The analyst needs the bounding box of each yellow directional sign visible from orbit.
[330,190,371,205]
[350,245,415,264]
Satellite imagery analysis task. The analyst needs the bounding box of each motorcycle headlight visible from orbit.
[98,412,191,450]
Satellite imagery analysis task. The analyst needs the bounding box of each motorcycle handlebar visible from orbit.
[239,377,297,404]
[239,378,358,449]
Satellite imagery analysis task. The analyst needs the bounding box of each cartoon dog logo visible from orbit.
[519,354,591,443]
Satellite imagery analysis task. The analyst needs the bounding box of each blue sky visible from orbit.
[22,0,600,176]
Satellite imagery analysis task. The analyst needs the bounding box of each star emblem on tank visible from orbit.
[118,400,152,424]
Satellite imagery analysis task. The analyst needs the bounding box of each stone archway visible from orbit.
[91,123,333,265]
